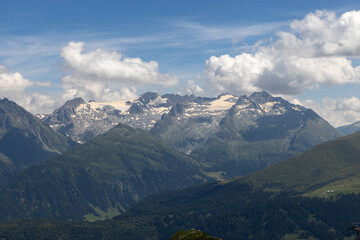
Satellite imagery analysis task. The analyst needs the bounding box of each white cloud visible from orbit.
[21,93,58,114]
[61,75,137,102]
[0,65,33,97]
[36,81,51,87]
[205,53,270,94]
[257,56,360,95]
[184,80,205,96]
[60,41,178,103]
[61,41,178,86]
[205,10,360,96]
[301,97,360,127]
[289,10,360,57]
[0,65,57,113]
[175,20,288,43]
[0,40,180,113]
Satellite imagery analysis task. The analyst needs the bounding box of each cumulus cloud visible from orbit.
[205,10,360,96]
[0,65,56,113]
[61,41,178,86]
[289,10,360,57]
[60,41,177,102]
[21,93,58,114]
[62,75,137,102]
[301,97,360,127]
[184,80,205,96]
[0,65,33,97]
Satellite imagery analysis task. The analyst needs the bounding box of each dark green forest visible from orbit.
[1,185,360,239]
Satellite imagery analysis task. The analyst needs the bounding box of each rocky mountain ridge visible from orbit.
[40,92,196,143]
[154,91,342,177]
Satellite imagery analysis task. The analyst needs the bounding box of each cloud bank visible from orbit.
[205,10,360,96]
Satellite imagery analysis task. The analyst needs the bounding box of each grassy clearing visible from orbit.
[304,174,360,197]
[84,204,122,221]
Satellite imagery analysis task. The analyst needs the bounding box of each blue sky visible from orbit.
[1,0,360,126]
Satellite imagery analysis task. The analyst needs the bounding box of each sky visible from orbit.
[1,0,360,127]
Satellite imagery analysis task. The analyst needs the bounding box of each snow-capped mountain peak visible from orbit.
[40,92,195,143]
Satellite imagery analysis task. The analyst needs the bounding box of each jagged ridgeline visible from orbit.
[40,92,196,143]
[0,123,212,221]
[0,98,76,188]
[152,91,342,177]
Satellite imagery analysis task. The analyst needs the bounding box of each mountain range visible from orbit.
[39,92,196,143]
[38,91,342,178]
[154,91,342,177]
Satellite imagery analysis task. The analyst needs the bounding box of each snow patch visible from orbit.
[208,94,238,111]
[148,96,167,106]
[259,101,280,112]
[89,99,134,113]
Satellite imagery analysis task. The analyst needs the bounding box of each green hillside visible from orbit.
[0,124,212,221]
[0,153,20,189]
[243,130,360,194]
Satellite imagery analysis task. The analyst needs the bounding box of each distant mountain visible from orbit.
[151,93,238,154]
[0,98,76,187]
[39,91,341,178]
[41,92,196,143]
[337,120,360,135]
[0,123,212,221]
[154,91,342,178]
